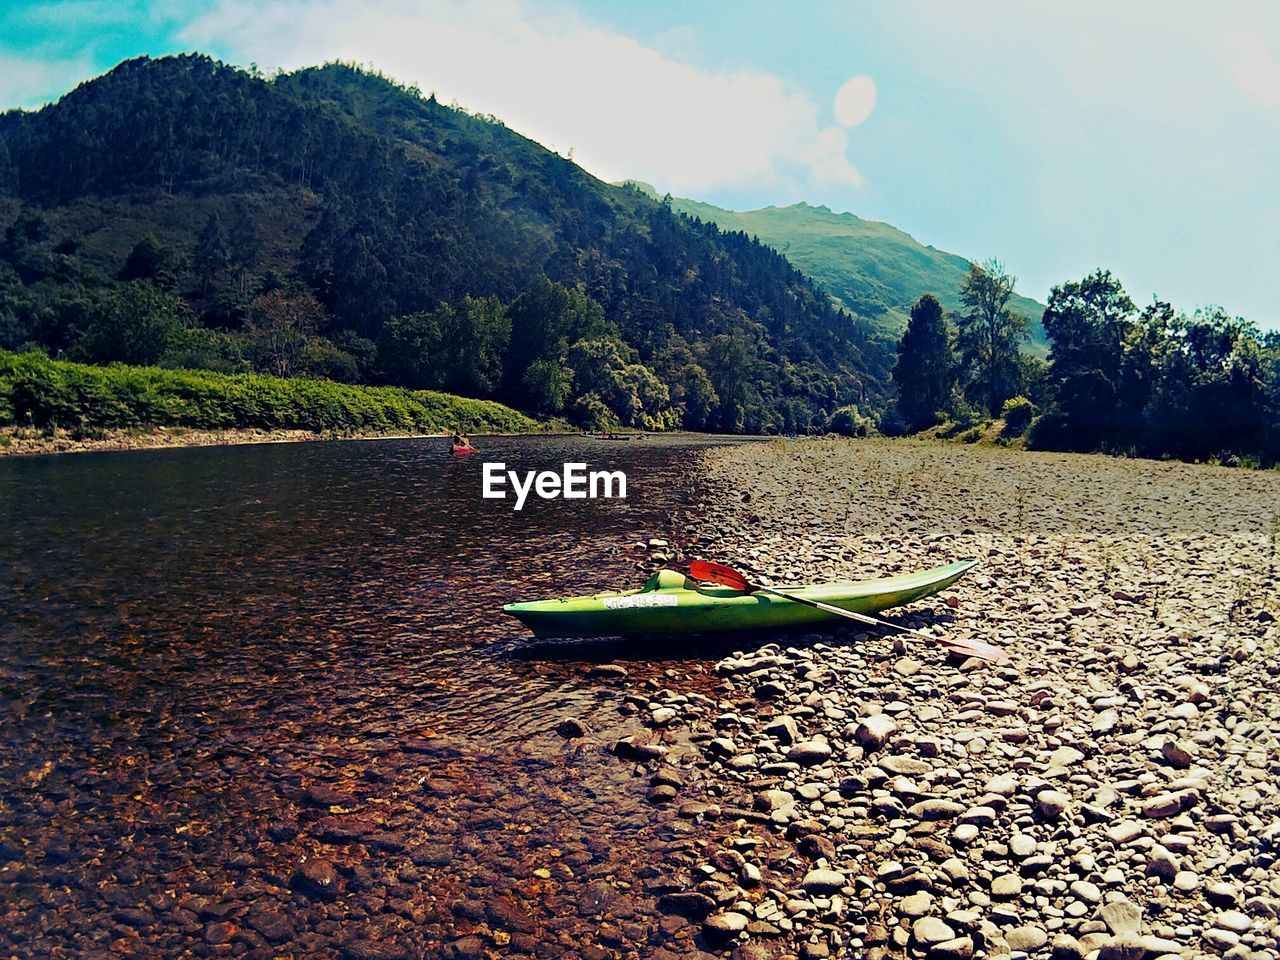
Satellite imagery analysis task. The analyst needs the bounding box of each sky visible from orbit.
[1,0,1278,326]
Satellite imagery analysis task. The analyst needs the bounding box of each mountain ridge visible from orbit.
[620,180,1046,349]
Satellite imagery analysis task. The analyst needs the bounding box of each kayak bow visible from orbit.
[503,560,976,638]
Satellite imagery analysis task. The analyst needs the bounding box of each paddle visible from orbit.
[687,559,1007,663]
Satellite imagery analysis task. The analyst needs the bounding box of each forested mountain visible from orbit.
[648,190,1047,350]
[0,55,892,433]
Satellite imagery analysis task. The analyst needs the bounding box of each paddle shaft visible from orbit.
[751,584,941,643]
[687,559,1005,662]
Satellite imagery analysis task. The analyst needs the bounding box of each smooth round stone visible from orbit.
[1010,834,1038,857]
[952,823,980,843]
[1052,933,1086,960]
[800,869,845,894]
[1070,880,1102,903]
[986,774,1019,795]
[704,912,749,939]
[1036,790,1071,820]
[913,917,956,946]
[932,936,975,960]
[991,874,1023,898]
[1006,926,1049,952]
[788,740,833,764]
[900,892,934,917]
[1172,870,1199,893]
[1206,882,1239,904]
[1203,929,1240,951]
[1216,911,1251,934]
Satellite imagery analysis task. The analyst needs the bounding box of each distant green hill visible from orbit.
[623,183,1046,351]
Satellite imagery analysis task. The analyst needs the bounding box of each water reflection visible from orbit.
[0,435,735,957]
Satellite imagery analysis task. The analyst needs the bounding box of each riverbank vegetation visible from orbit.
[0,350,550,440]
[890,263,1280,465]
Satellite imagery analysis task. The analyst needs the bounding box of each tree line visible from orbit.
[892,261,1280,464]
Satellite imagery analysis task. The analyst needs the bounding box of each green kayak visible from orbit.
[503,560,976,638]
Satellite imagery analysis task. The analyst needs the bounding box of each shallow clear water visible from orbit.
[0,435,734,957]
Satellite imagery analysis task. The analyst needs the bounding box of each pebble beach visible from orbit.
[596,438,1280,960]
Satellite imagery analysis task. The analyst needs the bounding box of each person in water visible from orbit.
[452,431,471,448]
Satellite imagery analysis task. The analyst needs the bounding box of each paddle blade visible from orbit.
[937,635,1008,663]
[689,560,752,591]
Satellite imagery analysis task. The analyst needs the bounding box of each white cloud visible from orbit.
[179,0,865,195]
[802,127,864,188]
[1225,32,1280,107]
[832,75,876,128]
[0,54,96,108]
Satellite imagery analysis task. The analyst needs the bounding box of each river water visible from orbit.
[0,435,739,958]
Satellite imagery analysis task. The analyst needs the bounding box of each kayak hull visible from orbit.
[503,560,976,638]
[452,444,478,455]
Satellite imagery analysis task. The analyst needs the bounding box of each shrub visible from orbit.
[826,404,876,437]
[0,350,552,436]
[1026,411,1072,451]
[161,327,249,374]
[570,391,618,432]
[1001,395,1035,437]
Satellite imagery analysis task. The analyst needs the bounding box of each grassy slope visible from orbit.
[654,191,1048,353]
[0,351,552,436]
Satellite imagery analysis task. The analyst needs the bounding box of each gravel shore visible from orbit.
[607,438,1280,960]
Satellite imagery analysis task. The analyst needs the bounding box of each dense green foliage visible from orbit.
[0,350,545,436]
[825,404,876,437]
[1030,273,1279,463]
[0,55,890,435]
[661,191,1047,349]
[892,294,956,431]
[1000,395,1036,437]
[956,259,1032,417]
[887,266,1278,465]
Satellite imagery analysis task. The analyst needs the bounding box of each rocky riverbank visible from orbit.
[592,439,1280,960]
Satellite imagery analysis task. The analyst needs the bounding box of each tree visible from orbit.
[827,404,874,437]
[678,363,718,431]
[439,296,510,395]
[701,333,758,431]
[956,259,1029,416]
[521,358,572,413]
[564,337,671,428]
[73,281,186,365]
[119,234,182,289]
[1166,308,1268,459]
[378,308,442,387]
[1039,269,1136,448]
[247,288,326,377]
[504,276,610,402]
[892,294,956,430]
[377,296,509,395]
[193,212,231,297]
[228,214,260,298]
